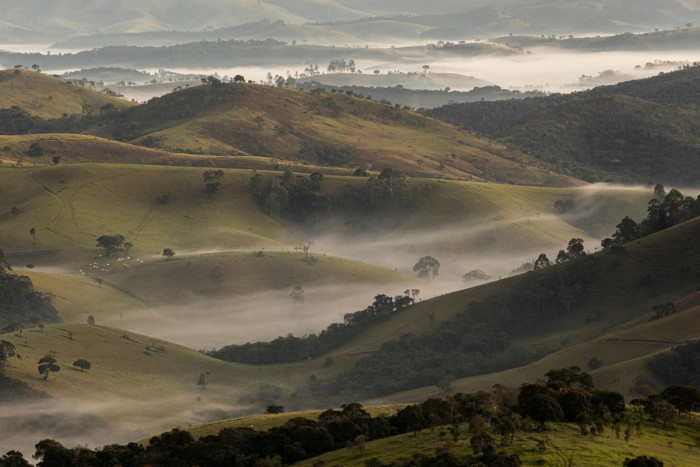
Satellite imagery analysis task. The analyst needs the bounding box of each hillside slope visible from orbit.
[0,69,135,118]
[77,82,576,185]
[430,65,700,184]
[312,216,700,404]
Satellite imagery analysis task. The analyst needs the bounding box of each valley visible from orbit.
[2,5,700,464]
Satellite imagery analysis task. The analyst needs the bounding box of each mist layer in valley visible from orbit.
[87,184,657,350]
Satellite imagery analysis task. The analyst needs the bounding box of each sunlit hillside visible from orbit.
[0,69,135,118]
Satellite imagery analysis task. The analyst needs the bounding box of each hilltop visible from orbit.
[0,69,135,119]
[72,82,574,184]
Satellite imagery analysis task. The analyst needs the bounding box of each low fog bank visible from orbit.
[0,399,140,462]
[104,183,666,349]
[109,283,421,349]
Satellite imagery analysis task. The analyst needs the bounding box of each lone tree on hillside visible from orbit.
[162,248,175,258]
[73,359,91,371]
[296,240,314,262]
[86,315,95,325]
[38,355,60,380]
[413,256,440,280]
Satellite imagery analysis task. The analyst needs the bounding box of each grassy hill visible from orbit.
[0,69,135,118]
[297,417,700,466]
[310,216,700,404]
[75,81,577,185]
[0,164,651,272]
[2,209,699,455]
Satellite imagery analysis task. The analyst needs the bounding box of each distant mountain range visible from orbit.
[2,0,699,45]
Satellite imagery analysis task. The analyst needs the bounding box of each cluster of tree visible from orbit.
[208,293,414,364]
[649,340,700,388]
[248,167,415,223]
[600,186,700,248]
[95,234,132,257]
[249,169,331,221]
[12,368,687,466]
[326,58,356,73]
[308,254,601,401]
[203,170,224,194]
[0,250,59,332]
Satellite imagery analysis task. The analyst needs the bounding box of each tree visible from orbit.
[266,404,285,414]
[203,170,224,194]
[33,439,73,466]
[0,450,31,467]
[377,167,407,199]
[623,456,664,467]
[533,253,550,269]
[660,385,700,415]
[86,315,95,325]
[197,372,207,387]
[545,366,593,390]
[27,142,43,157]
[0,340,16,365]
[463,269,489,282]
[413,256,440,280]
[612,216,640,244]
[37,355,60,380]
[566,238,585,258]
[29,227,36,243]
[233,74,245,83]
[522,394,563,427]
[296,240,314,262]
[96,234,126,257]
[162,248,175,258]
[290,285,304,302]
[72,359,91,371]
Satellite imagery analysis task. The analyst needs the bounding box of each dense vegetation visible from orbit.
[13,368,694,466]
[307,255,600,401]
[649,340,700,388]
[0,250,59,332]
[208,293,414,364]
[429,65,700,184]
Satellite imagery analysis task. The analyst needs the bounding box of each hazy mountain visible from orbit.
[2,1,699,45]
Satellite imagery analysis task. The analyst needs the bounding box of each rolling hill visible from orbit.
[0,69,135,119]
[73,82,576,184]
[430,65,700,184]
[4,0,699,45]
[3,215,700,457]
